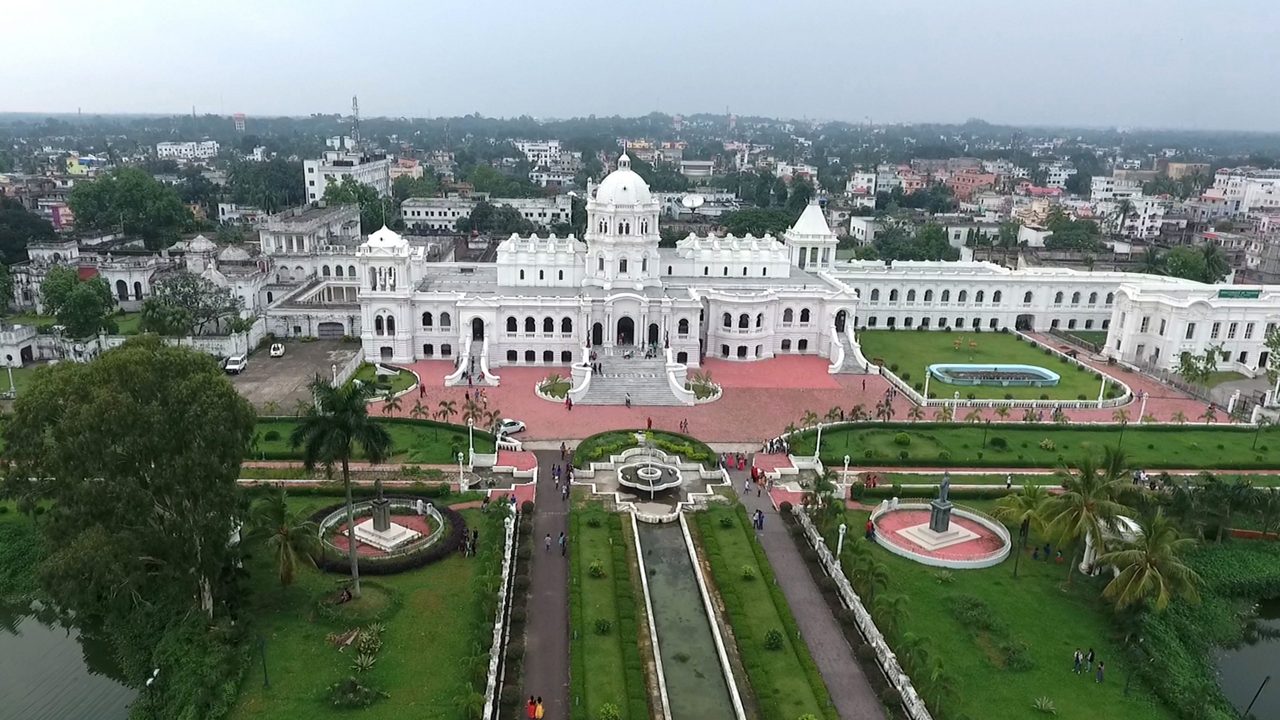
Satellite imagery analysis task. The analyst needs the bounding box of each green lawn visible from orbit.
[1064,330,1109,348]
[828,507,1175,720]
[352,363,417,396]
[231,502,497,720]
[569,504,650,720]
[0,364,51,396]
[796,423,1280,470]
[693,505,835,720]
[574,430,717,469]
[857,330,1113,400]
[5,311,142,336]
[1204,370,1248,388]
[252,418,495,464]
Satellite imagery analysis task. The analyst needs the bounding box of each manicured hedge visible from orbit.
[307,499,466,575]
[573,429,717,469]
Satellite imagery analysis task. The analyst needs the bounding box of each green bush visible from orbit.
[893,432,911,447]
[719,514,735,529]
[741,565,757,581]
[597,703,622,720]
[588,560,607,579]
[989,436,1008,450]
[764,628,785,651]
[594,618,613,635]
[263,429,281,442]
[586,515,603,528]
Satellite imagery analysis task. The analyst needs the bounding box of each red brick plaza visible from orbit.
[371,342,1223,444]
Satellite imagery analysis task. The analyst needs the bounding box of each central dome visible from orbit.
[593,154,653,206]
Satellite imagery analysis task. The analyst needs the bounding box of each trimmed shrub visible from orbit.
[719,514,735,529]
[989,436,1008,450]
[263,429,281,442]
[594,618,613,635]
[764,629,785,651]
[588,560,607,578]
[893,432,911,446]
[778,501,793,514]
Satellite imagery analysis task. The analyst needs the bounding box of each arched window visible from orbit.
[543,350,554,363]
[348,265,355,277]
[385,316,395,335]
[959,290,968,302]
[976,290,985,303]
[1071,291,1081,305]
[781,339,792,351]
[667,266,673,275]
[703,267,709,276]
[525,350,535,362]
[942,290,951,302]
[642,258,648,272]
[870,289,880,301]
[1023,291,1032,303]
[993,290,1002,303]
[783,308,794,323]
[369,268,377,289]
[506,317,517,333]
[762,268,768,276]
[723,312,732,328]
[519,269,525,280]
[374,316,384,335]
[524,317,535,333]
[742,267,748,276]
[422,312,433,328]
[558,270,564,281]
[756,313,764,328]
[924,290,934,301]
[561,317,573,334]
[543,317,554,334]
[723,266,728,276]
[738,313,749,329]
[440,312,451,328]
[889,289,899,302]
[678,318,690,335]
[115,280,128,300]
[1054,291,1064,304]
[1088,291,1098,305]
[322,266,331,277]
[539,270,544,280]
[1105,292,1114,305]
[507,350,517,362]
[800,308,811,323]
[619,258,628,274]
[266,291,273,303]
[907,289,916,302]
[335,265,344,277]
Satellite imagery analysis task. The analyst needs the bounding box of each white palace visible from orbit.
[10,154,1280,405]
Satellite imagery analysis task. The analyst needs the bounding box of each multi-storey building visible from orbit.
[400,195,574,233]
[1090,175,1144,202]
[303,150,392,204]
[156,141,219,160]
[513,140,563,167]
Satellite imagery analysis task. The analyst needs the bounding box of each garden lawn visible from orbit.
[573,430,717,469]
[252,417,494,463]
[693,505,835,720]
[351,362,417,396]
[830,507,1175,720]
[569,504,649,720]
[795,422,1280,470]
[857,330,1112,400]
[230,504,491,720]
[5,311,142,336]
[1064,330,1108,347]
[1204,370,1248,388]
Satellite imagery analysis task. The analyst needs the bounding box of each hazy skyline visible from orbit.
[5,0,1278,131]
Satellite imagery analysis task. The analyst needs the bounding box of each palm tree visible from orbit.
[898,632,932,675]
[1021,408,1042,423]
[1111,198,1136,237]
[1172,410,1188,425]
[409,399,428,421]
[800,410,820,428]
[1052,408,1069,424]
[1112,408,1130,424]
[262,400,282,417]
[907,405,925,422]
[290,380,392,598]
[848,404,869,422]
[1203,476,1256,542]
[1045,454,1129,583]
[933,406,953,422]
[875,400,895,422]
[482,408,502,434]
[824,406,843,423]
[381,389,403,417]
[923,658,958,714]
[994,406,1011,421]
[994,484,1051,578]
[963,408,983,424]
[1167,480,1208,540]
[245,488,321,587]
[1258,488,1280,539]
[462,397,482,425]
[873,594,909,640]
[1094,509,1201,612]
[852,556,891,603]
[1139,246,1165,275]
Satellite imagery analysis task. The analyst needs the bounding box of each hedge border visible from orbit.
[572,429,718,470]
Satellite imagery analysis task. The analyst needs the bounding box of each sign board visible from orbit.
[1217,289,1261,299]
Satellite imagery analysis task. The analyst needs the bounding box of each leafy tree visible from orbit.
[465,164,542,198]
[1201,476,1256,542]
[391,174,439,201]
[994,484,1050,578]
[290,379,392,598]
[785,178,815,216]
[39,265,116,337]
[68,167,190,249]
[0,195,55,263]
[1164,244,1230,284]
[1046,451,1130,583]
[227,157,305,211]
[456,201,537,235]
[1265,326,1280,384]
[874,223,960,262]
[1094,509,1200,612]
[1044,214,1103,252]
[245,488,320,587]
[719,207,795,236]
[139,271,248,336]
[322,177,398,233]
[3,337,255,628]
[1177,345,1221,386]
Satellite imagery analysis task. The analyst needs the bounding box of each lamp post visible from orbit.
[982,419,991,448]
[843,454,850,485]
[5,365,13,398]
[1246,675,1271,717]
[815,423,823,459]
[837,522,847,557]
[468,418,475,458]
[457,451,466,491]
[331,363,337,385]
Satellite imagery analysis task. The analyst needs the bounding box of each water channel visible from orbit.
[636,522,738,719]
[0,602,135,720]
[1214,596,1280,719]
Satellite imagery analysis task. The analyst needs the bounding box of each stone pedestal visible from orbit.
[354,517,421,552]
[929,499,953,533]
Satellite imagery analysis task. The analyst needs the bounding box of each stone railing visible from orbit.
[664,347,698,406]
[482,510,519,720]
[317,498,445,558]
[331,347,366,387]
[443,336,472,386]
[791,508,934,720]
[827,325,845,374]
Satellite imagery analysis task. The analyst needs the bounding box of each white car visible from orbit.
[269,343,285,358]
[224,355,248,374]
[496,418,526,436]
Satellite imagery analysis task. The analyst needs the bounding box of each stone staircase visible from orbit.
[577,353,685,406]
[835,332,868,373]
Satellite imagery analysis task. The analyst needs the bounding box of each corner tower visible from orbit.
[583,154,662,291]
[784,201,839,272]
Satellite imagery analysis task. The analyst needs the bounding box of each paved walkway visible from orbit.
[729,464,888,720]
[521,450,570,717]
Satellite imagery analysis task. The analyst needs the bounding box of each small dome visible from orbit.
[593,153,653,206]
[200,265,229,288]
[188,234,216,252]
[365,225,407,248]
[218,245,252,262]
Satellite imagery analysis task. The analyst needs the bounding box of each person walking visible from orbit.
[559,532,567,557]
[1085,648,1095,672]
[526,696,537,719]
[560,442,566,460]
[535,696,545,719]
[1095,661,1105,684]
[646,416,652,430]
[544,534,551,553]
[1073,648,1083,674]
[1005,473,1013,490]
[625,393,631,408]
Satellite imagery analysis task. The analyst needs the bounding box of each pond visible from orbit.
[0,602,135,720]
[1215,596,1280,720]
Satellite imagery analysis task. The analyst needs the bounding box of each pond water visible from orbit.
[0,602,135,720]
[637,522,738,720]
[1215,596,1280,720]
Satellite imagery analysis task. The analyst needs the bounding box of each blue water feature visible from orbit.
[928,362,1061,387]
[636,522,738,720]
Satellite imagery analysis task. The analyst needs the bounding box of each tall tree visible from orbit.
[39,265,117,337]
[1046,451,1130,582]
[289,379,392,598]
[227,157,306,211]
[1094,509,1201,612]
[994,484,1051,578]
[0,195,55,263]
[245,488,321,588]
[139,271,247,336]
[322,176,398,233]
[67,167,190,249]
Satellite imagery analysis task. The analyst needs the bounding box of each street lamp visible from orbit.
[981,419,991,448]
[814,423,823,459]
[5,365,13,398]
[837,522,848,557]
[843,454,850,485]
[468,418,475,458]
[457,451,466,491]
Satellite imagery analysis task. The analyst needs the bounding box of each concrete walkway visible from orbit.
[520,449,570,717]
[728,464,888,720]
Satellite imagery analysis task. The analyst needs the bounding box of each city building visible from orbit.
[1204,167,1280,217]
[390,158,424,181]
[513,140,563,167]
[1162,161,1211,180]
[156,141,219,160]
[400,195,573,233]
[945,170,998,200]
[1090,175,1144,202]
[679,160,714,178]
[303,150,393,204]
[1044,162,1078,189]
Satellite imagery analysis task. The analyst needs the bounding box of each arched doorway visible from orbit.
[471,317,485,341]
[617,317,635,346]
[591,322,603,347]
[835,309,848,333]
[1015,314,1035,331]
[647,323,659,346]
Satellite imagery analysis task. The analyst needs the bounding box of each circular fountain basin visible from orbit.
[927,363,1060,387]
[618,460,683,494]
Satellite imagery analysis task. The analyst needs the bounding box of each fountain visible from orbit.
[616,433,684,500]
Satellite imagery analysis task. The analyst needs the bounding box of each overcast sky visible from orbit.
[4,0,1278,131]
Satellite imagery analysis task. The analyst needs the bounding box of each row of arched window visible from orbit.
[595,218,651,235]
[863,288,1116,307]
[321,264,357,278]
[506,349,577,364]
[506,316,575,335]
[519,269,566,281]
[1053,291,1114,306]
[420,312,453,329]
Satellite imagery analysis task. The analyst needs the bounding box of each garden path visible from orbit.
[520,449,570,718]
[730,462,888,720]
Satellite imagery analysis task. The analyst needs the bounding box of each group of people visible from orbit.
[750,508,766,533]
[544,531,567,556]
[1072,648,1105,683]
[762,437,791,455]
[722,452,749,471]
[460,527,480,556]
[1031,542,1064,564]
[461,357,487,386]
[525,696,545,719]
[552,463,572,501]
[860,472,883,488]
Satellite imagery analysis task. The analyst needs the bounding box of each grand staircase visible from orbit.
[577,350,686,406]
[834,332,869,373]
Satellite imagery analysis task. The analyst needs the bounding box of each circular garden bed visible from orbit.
[308,498,466,575]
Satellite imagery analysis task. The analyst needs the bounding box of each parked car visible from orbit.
[269,343,285,358]
[224,355,248,374]
[497,418,526,436]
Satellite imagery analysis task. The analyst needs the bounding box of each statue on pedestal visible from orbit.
[371,477,391,532]
[929,471,954,534]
